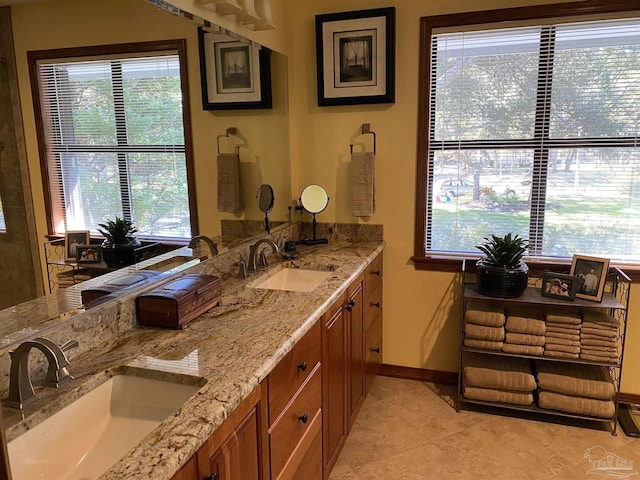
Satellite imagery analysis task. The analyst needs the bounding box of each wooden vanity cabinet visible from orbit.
[322,250,384,479]
[346,274,365,430]
[170,386,268,480]
[364,253,383,394]
[266,321,323,480]
[172,251,384,480]
[322,291,348,478]
[196,386,269,480]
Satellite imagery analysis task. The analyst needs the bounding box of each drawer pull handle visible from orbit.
[371,270,381,276]
[204,474,218,480]
[372,347,381,353]
[345,299,356,312]
[297,361,307,372]
[370,302,380,308]
[298,413,308,424]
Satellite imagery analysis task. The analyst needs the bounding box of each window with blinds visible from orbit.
[34,45,192,240]
[424,17,640,262]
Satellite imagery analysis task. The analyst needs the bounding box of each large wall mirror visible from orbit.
[0,0,291,332]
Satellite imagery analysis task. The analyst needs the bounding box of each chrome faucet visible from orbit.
[188,235,218,257]
[4,338,77,409]
[248,238,279,273]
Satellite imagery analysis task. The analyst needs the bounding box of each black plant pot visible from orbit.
[476,260,529,298]
[102,241,161,268]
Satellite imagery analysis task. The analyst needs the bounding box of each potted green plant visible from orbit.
[475,233,529,298]
[98,217,144,268]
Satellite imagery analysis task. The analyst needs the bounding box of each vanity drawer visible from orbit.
[365,282,382,332]
[268,321,321,423]
[275,407,322,480]
[365,253,383,298]
[365,313,383,394]
[269,365,322,479]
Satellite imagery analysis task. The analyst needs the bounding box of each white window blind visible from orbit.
[0,196,5,232]
[428,18,640,262]
[37,52,191,240]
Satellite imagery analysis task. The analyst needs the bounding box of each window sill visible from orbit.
[412,254,640,282]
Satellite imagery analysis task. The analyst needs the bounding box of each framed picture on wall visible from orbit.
[65,230,90,261]
[315,7,396,106]
[569,254,610,302]
[198,27,272,110]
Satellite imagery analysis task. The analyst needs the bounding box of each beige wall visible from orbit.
[286,0,640,395]
[10,0,640,395]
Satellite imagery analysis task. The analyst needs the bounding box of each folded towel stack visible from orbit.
[580,311,619,363]
[463,354,535,405]
[535,361,615,418]
[503,309,545,356]
[463,300,505,350]
[544,311,581,359]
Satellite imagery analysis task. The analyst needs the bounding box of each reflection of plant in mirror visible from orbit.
[98,217,139,246]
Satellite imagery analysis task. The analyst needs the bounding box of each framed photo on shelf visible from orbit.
[76,245,102,264]
[198,28,272,110]
[65,230,90,261]
[315,7,395,106]
[569,254,610,302]
[540,272,579,301]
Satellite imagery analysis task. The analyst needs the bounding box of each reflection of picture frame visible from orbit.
[76,245,102,264]
[540,272,579,301]
[198,28,272,110]
[65,230,90,261]
[570,254,610,302]
[315,7,395,106]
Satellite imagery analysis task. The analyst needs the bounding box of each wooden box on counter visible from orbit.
[136,274,222,329]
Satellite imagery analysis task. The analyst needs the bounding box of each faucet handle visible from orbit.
[234,258,248,279]
[258,250,269,269]
[35,338,75,387]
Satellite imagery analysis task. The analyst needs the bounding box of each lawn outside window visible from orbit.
[414,1,640,271]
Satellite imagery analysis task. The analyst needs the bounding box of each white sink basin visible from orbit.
[8,374,201,480]
[252,268,332,292]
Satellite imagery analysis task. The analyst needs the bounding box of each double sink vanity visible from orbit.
[0,223,384,480]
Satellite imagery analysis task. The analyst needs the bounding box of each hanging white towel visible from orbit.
[351,151,375,217]
[217,153,242,213]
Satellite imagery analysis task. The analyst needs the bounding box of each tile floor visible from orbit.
[329,376,640,480]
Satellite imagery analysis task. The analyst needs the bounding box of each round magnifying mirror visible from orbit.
[256,184,274,233]
[256,184,274,213]
[300,184,329,214]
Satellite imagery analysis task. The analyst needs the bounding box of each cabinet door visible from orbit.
[347,276,365,430]
[203,407,261,480]
[197,387,267,480]
[322,294,348,479]
[171,455,198,480]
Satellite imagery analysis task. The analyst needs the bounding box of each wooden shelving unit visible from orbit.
[458,260,631,435]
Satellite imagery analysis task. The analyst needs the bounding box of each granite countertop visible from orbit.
[4,239,384,480]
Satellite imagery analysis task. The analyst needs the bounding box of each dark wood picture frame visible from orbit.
[315,7,395,106]
[76,245,102,264]
[540,272,579,301]
[65,230,90,261]
[198,27,272,110]
[570,254,610,302]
